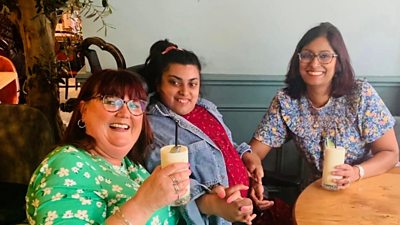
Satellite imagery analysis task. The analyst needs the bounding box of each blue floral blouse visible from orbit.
[26,145,180,225]
[254,80,395,178]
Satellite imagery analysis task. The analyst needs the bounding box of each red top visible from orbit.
[183,105,249,197]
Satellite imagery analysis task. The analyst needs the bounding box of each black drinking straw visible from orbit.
[175,121,179,149]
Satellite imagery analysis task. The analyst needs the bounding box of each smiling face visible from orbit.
[81,94,143,165]
[299,36,337,91]
[158,63,200,115]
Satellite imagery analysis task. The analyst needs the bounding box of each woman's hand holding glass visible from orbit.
[134,163,191,212]
[331,163,360,190]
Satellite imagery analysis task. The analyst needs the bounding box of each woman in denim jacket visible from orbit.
[142,40,268,225]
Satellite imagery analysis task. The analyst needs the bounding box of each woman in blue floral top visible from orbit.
[26,69,191,225]
[247,22,399,191]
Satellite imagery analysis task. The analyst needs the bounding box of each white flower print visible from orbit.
[110,207,118,214]
[127,165,137,173]
[131,182,140,190]
[151,216,161,225]
[64,147,77,152]
[39,178,47,188]
[107,198,117,206]
[43,188,52,195]
[100,165,107,171]
[51,192,64,201]
[84,172,91,178]
[80,197,92,205]
[112,185,122,192]
[45,167,52,176]
[72,193,80,199]
[57,168,69,177]
[94,189,108,199]
[45,210,58,222]
[96,201,103,208]
[64,179,77,187]
[62,210,74,218]
[39,164,48,173]
[97,176,104,182]
[75,209,89,220]
[134,177,143,185]
[32,199,40,208]
[115,193,126,200]
[26,146,177,225]
[72,167,79,173]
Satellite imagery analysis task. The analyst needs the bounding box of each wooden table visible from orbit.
[294,167,400,225]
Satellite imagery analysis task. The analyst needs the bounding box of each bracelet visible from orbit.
[115,208,132,225]
[354,165,365,181]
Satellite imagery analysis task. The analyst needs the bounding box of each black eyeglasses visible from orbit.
[94,95,147,116]
[298,51,338,64]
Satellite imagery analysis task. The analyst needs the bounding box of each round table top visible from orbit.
[294,167,400,225]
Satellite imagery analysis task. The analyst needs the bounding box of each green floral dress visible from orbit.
[26,145,180,225]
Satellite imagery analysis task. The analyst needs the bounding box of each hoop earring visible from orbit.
[77,119,86,129]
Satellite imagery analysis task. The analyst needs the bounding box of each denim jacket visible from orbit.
[145,98,251,225]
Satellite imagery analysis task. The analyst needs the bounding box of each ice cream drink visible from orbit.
[160,144,190,205]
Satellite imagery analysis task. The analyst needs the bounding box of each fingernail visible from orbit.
[241,206,252,212]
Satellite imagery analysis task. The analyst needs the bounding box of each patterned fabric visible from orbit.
[26,145,180,225]
[254,80,395,179]
[183,105,250,197]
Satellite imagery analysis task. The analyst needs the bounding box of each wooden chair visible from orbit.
[78,36,126,73]
[262,140,307,205]
[61,37,127,112]
[0,55,19,104]
[0,104,55,224]
[56,49,77,99]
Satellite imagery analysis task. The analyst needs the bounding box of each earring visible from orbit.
[77,119,86,129]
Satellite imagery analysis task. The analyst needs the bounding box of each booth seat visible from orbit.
[0,104,55,224]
